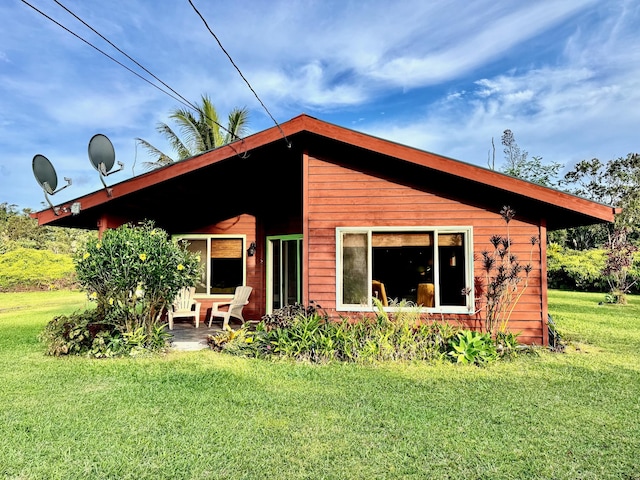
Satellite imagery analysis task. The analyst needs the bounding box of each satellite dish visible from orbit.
[32,154,72,215]
[88,133,124,196]
[33,154,58,194]
[88,133,116,174]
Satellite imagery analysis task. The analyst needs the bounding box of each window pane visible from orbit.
[372,232,434,305]
[284,240,300,305]
[182,239,207,294]
[342,233,368,304]
[210,238,243,294]
[438,233,467,306]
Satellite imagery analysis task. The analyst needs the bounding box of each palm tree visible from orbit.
[136,94,249,170]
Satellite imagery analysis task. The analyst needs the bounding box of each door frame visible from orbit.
[265,234,303,314]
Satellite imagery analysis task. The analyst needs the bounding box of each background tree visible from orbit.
[499,129,563,188]
[555,153,640,248]
[558,153,640,302]
[0,202,94,254]
[136,94,249,170]
[561,154,640,223]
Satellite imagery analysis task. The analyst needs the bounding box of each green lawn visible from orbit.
[0,290,638,479]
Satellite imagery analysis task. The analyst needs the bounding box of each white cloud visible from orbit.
[0,0,639,210]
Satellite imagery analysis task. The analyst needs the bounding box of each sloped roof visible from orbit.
[34,114,616,230]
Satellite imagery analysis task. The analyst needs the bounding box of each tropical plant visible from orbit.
[474,206,539,336]
[72,221,200,347]
[215,300,461,364]
[601,226,638,304]
[494,331,523,360]
[136,94,249,170]
[260,302,320,331]
[448,330,497,365]
[39,310,120,357]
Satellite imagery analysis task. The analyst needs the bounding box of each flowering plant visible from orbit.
[74,221,200,340]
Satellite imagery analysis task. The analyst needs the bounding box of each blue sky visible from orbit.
[1,0,639,211]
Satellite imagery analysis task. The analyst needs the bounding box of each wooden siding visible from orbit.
[305,156,546,344]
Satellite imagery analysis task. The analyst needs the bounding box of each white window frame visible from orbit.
[173,234,247,298]
[335,226,474,314]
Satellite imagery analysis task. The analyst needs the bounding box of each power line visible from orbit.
[19,0,188,110]
[187,0,291,148]
[51,0,198,113]
[20,0,248,158]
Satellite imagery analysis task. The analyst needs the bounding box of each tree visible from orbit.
[498,129,563,188]
[136,94,249,170]
[0,202,95,254]
[561,154,640,221]
[559,153,640,245]
[559,153,640,302]
[501,129,528,175]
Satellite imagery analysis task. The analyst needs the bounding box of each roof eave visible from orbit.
[33,113,616,229]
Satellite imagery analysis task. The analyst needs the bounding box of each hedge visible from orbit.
[0,247,76,291]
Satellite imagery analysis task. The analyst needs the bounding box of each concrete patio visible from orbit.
[167,318,246,351]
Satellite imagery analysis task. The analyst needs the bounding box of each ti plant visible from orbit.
[475,206,539,337]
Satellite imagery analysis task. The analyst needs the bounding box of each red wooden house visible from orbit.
[34,114,616,344]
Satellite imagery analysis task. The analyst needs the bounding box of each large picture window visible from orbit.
[337,227,473,312]
[176,235,246,296]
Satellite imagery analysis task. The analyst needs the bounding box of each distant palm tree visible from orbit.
[136,94,249,170]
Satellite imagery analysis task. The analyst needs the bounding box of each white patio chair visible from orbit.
[167,286,202,329]
[208,285,253,329]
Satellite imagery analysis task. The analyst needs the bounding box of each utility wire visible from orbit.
[51,0,198,113]
[51,0,242,145]
[20,0,188,110]
[187,0,291,148]
[20,0,248,158]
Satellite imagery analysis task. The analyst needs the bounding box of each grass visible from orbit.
[1,290,639,479]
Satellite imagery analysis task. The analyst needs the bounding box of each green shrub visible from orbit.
[448,330,497,365]
[0,247,76,291]
[74,222,200,342]
[546,244,608,291]
[213,300,531,366]
[39,309,172,357]
[215,300,462,364]
[40,221,201,357]
[39,310,119,357]
[547,244,640,294]
[260,302,320,330]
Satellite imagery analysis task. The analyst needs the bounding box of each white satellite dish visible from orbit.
[88,133,124,196]
[32,154,72,215]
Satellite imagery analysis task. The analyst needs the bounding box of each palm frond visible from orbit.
[135,137,175,170]
[156,122,191,160]
[199,95,223,149]
[224,107,250,144]
[141,94,250,162]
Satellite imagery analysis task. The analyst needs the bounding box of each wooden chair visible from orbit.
[372,280,388,306]
[208,286,253,329]
[167,287,202,329]
[417,283,435,307]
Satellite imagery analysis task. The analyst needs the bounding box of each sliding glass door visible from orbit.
[266,235,302,313]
